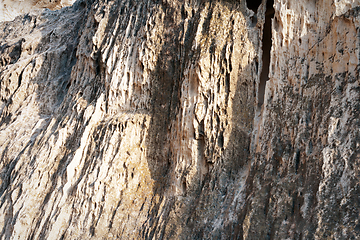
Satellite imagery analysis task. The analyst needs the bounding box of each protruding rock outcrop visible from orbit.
[0,0,360,239]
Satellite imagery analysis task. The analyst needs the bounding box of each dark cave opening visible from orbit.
[246,0,262,13]
[258,0,274,108]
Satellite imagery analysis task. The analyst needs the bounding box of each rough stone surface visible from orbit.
[0,0,76,22]
[0,0,360,239]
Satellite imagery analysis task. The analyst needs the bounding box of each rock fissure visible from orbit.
[246,0,262,13]
[258,0,274,108]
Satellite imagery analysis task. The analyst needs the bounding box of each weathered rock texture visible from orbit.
[0,0,76,22]
[0,0,360,239]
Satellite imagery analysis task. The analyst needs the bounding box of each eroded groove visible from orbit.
[258,0,274,108]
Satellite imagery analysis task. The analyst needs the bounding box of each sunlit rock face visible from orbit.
[0,0,76,22]
[0,0,360,239]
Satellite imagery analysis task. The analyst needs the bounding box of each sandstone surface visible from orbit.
[0,0,360,239]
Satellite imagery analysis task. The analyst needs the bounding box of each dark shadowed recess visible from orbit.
[245,0,275,108]
[246,0,262,13]
[246,0,274,13]
[258,0,274,108]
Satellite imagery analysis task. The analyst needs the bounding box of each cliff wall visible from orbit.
[0,0,76,22]
[0,0,360,239]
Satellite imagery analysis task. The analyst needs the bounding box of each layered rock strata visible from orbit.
[0,0,360,239]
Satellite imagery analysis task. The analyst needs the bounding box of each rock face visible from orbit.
[0,0,360,239]
[0,0,76,22]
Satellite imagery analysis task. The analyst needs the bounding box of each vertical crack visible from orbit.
[258,0,274,108]
[248,0,275,154]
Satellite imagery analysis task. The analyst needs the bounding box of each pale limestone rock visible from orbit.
[0,0,360,239]
[0,0,76,22]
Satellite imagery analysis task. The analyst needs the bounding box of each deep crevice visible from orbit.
[246,0,262,13]
[258,0,274,108]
